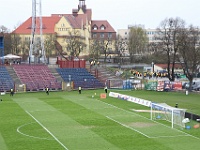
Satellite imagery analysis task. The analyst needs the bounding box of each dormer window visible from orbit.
[93,25,98,30]
[100,25,105,30]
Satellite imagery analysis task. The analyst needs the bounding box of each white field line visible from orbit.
[26,111,69,150]
[150,135,191,139]
[106,116,150,138]
[99,100,200,140]
[17,122,53,140]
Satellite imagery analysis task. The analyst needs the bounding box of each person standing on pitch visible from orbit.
[79,86,82,94]
[45,86,49,95]
[104,86,108,93]
[10,88,14,96]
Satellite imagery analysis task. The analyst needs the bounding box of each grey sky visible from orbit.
[0,0,199,31]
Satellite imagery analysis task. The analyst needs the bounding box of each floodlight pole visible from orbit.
[29,0,46,64]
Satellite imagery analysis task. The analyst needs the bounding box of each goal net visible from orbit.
[15,84,26,93]
[151,103,187,128]
[62,81,73,91]
[106,79,123,89]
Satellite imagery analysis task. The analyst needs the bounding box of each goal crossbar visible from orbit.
[151,103,187,128]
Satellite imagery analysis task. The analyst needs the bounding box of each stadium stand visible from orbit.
[0,66,14,92]
[13,64,61,91]
[56,68,104,89]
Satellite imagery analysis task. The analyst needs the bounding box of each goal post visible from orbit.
[151,103,187,128]
[106,79,123,89]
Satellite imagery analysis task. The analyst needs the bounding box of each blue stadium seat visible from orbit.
[0,66,14,92]
[56,68,104,89]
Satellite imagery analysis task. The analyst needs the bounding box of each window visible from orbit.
[61,23,65,27]
[93,25,98,30]
[92,33,97,38]
[100,25,105,30]
[100,33,104,38]
[108,33,112,38]
[25,37,30,41]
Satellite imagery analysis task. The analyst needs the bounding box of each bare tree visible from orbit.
[0,26,12,55]
[128,26,148,63]
[177,25,200,90]
[117,35,128,56]
[100,39,110,63]
[89,39,101,61]
[66,29,86,60]
[148,42,160,54]
[0,25,9,33]
[10,33,21,55]
[156,17,185,81]
[116,35,128,64]
[19,39,30,61]
[44,34,56,57]
[55,40,69,61]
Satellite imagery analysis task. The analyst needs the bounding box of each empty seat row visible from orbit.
[0,66,14,92]
[56,68,104,89]
[13,64,61,91]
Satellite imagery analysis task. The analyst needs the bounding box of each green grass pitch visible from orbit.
[0,89,200,150]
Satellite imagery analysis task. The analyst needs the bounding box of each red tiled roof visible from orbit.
[85,9,92,23]
[155,64,183,69]
[12,8,114,35]
[64,14,89,29]
[91,20,116,33]
[52,9,92,29]
[12,16,61,34]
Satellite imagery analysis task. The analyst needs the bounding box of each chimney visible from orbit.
[72,9,78,16]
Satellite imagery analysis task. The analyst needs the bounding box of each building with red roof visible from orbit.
[12,0,116,59]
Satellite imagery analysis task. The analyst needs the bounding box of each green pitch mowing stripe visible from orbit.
[61,93,200,150]
[13,97,120,150]
[7,91,200,150]
[64,95,188,138]
[0,133,8,150]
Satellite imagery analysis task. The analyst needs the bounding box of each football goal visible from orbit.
[151,103,187,128]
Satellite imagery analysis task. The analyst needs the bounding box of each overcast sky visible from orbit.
[0,0,200,31]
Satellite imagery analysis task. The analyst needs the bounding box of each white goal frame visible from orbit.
[150,103,187,128]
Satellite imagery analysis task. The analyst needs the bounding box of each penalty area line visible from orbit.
[26,111,69,150]
[106,116,150,138]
